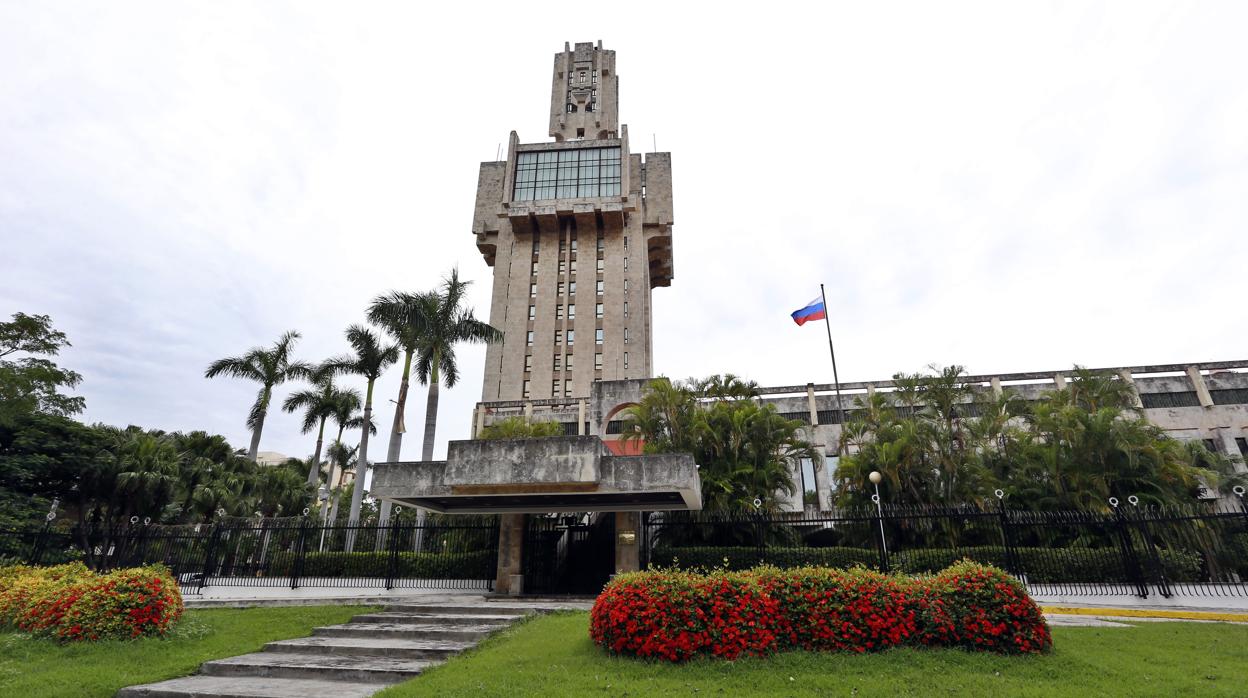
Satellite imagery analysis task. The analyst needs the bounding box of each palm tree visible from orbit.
[414,269,501,461]
[204,331,311,461]
[324,440,359,523]
[366,290,433,526]
[282,362,359,488]
[327,324,398,549]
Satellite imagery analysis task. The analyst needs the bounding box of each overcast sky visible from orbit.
[2,2,1245,463]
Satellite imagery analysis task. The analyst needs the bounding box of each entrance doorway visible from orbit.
[523,513,616,595]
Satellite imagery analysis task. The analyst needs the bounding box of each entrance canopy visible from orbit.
[372,435,701,514]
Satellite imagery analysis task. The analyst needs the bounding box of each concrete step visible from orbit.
[381,603,530,616]
[199,652,431,684]
[350,611,523,625]
[265,635,473,660]
[116,675,385,698]
[313,621,502,642]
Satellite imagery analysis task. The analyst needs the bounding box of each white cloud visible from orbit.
[1,1,1245,461]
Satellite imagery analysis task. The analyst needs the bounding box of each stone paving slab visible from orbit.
[200,652,433,683]
[116,676,386,698]
[265,635,474,659]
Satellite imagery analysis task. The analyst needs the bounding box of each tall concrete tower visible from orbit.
[473,41,674,402]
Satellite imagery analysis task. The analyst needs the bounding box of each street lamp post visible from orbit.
[869,471,888,558]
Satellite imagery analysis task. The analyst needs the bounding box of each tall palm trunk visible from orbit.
[345,381,375,552]
[377,350,413,531]
[306,417,327,487]
[414,360,440,551]
[245,384,270,462]
[421,360,440,461]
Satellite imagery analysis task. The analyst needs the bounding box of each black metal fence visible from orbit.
[0,516,500,594]
[642,498,1248,599]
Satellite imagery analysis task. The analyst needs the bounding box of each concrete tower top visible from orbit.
[549,40,619,142]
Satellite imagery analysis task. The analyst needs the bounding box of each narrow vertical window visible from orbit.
[596,280,604,294]
[556,305,563,320]
[568,304,576,320]
[526,331,534,346]
[552,380,560,395]
[624,352,629,369]
[595,303,603,318]
[564,379,573,397]
[624,328,629,344]
[570,281,577,294]
[555,331,562,345]
[623,302,628,318]
[531,261,538,275]
[595,328,604,345]
[596,258,604,273]
[522,380,531,398]
[524,355,532,371]
[624,257,628,271]
[530,283,537,297]
[594,353,603,370]
[528,305,536,320]
[554,354,562,370]
[566,355,574,371]
[567,330,575,345]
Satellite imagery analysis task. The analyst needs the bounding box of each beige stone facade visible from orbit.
[473,41,673,403]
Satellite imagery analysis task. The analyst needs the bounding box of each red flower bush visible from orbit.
[0,563,183,641]
[590,560,1050,662]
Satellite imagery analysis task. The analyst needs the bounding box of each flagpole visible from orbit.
[819,283,845,454]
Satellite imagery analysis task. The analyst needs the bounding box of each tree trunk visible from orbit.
[414,361,440,547]
[345,381,375,552]
[421,361,440,461]
[306,417,326,488]
[377,350,413,531]
[247,387,269,459]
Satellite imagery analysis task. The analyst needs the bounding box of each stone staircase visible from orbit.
[117,603,553,698]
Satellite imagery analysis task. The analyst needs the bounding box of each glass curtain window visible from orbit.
[513,147,623,201]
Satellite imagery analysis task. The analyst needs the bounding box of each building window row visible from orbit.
[513,147,622,201]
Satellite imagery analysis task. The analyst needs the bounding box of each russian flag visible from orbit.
[791,297,826,326]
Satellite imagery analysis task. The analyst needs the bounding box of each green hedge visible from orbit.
[653,544,1203,583]
[266,550,494,579]
[891,546,1202,583]
[651,546,879,572]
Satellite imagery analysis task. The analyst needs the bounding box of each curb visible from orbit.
[1041,605,1248,623]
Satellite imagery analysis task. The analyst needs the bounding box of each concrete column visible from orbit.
[578,399,587,435]
[524,402,533,420]
[1186,366,1215,408]
[1117,369,1145,410]
[866,384,876,397]
[990,376,1003,399]
[1053,373,1067,390]
[495,513,525,595]
[1217,428,1247,474]
[806,384,819,426]
[614,511,640,574]
[474,406,487,438]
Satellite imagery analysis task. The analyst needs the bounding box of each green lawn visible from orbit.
[380,612,1248,697]
[0,604,376,698]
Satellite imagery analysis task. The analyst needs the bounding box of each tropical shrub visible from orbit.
[0,562,182,641]
[590,561,1050,662]
[656,544,1202,583]
[266,550,495,579]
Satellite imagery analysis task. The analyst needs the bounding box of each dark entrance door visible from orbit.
[523,513,615,595]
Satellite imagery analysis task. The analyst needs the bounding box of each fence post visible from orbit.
[1110,499,1148,598]
[290,517,310,590]
[995,492,1023,581]
[384,519,403,590]
[1128,498,1172,598]
[871,502,890,573]
[28,521,51,566]
[199,523,223,594]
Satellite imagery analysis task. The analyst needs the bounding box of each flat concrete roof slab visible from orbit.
[372,436,701,514]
